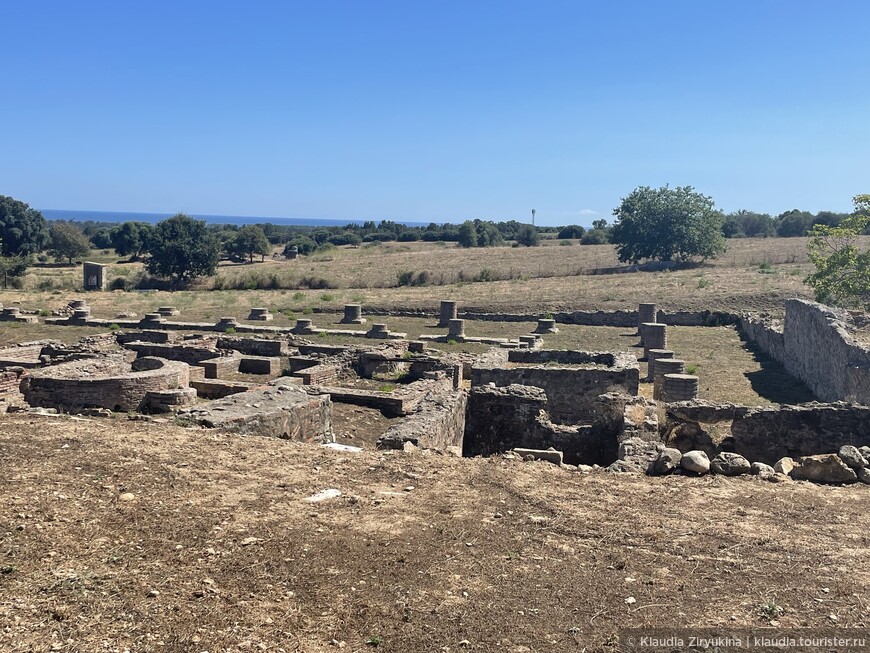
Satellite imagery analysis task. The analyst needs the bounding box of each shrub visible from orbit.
[396,270,430,287]
[109,323,120,331]
[293,291,305,300]
[320,293,335,302]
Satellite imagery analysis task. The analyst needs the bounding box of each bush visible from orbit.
[396,270,430,287]
[581,228,609,245]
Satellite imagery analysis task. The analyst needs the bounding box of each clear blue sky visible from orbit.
[2,1,869,226]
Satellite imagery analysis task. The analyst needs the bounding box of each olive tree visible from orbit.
[610,185,725,263]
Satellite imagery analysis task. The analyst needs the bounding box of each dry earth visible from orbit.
[1,415,868,653]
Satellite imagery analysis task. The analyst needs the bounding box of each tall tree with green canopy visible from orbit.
[805,195,870,309]
[610,185,725,263]
[49,221,91,264]
[110,221,153,259]
[0,195,49,257]
[146,213,220,287]
[231,225,271,262]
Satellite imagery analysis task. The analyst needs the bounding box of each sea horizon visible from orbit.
[40,208,432,228]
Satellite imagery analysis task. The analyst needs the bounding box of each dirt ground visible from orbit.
[0,415,868,653]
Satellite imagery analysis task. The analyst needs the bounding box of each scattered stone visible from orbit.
[576,464,594,473]
[857,467,870,485]
[751,462,775,475]
[650,447,681,475]
[146,589,159,598]
[512,447,563,466]
[304,489,342,503]
[773,457,795,475]
[118,492,136,502]
[680,450,710,475]
[240,537,262,546]
[710,452,751,476]
[837,445,867,470]
[791,454,858,484]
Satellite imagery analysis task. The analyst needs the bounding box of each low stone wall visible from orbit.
[378,389,468,451]
[471,350,639,425]
[217,337,286,358]
[199,355,240,379]
[0,367,27,408]
[739,314,786,363]
[462,384,617,465]
[314,306,740,327]
[123,341,218,366]
[294,364,341,385]
[730,403,870,464]
[178,381,333,442]
[22,356,190,412]
[238,356,282,375]
[190,379,254,399]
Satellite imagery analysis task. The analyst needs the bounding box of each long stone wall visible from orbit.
[741,299,870,403]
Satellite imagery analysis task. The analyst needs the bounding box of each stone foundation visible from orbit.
[178,381,333,442]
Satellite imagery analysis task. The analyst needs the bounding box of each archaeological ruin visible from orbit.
[1,296,869,485]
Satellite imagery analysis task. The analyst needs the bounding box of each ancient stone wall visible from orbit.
[741,300,870,403]
[378,390,468,450]
[730,403,870,464]
[471,351,638,424]
[462,384,617,464]
[123,342,218,366]
[0,367,26,407]
[22,356,190,412]
[217,337,286,357]
[179,382,333,442]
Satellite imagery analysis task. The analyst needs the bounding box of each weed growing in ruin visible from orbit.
[685,364,698,374]
[225,327,236,334]
[109,323,120,331]
[758,598,784,622]
[293,291,305,300]
[320,293,335,302]
[697,276,712,289]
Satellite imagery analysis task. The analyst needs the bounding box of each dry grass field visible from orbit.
[4,237,821,317]
[2,415,868,653]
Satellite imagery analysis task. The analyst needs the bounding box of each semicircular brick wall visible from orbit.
[22,356,190,412]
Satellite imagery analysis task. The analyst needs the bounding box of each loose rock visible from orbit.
[710,452,751,476]
[773,457,795,475]
[650,447,682,476]
[680,450,710,475]
[837,445,867,470]
[751,462,775,475]
[791,454,858,484]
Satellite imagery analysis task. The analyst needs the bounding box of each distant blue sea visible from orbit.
[41,208,430,228]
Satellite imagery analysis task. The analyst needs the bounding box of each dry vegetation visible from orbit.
[1,415,868,653]
[5,237,821,317]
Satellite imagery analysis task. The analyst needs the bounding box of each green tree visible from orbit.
[231,225,271,262]
[775,209,813,237]
[805,195,870,308]
[146,213,220,286]
[0,254,32,288]
[458,221,477,248]
[514,224,540,247]
[610,185,725,263]
[0,195,50,257]
[110,221,153,258]
[48,221,91,264]
[558,225,585,239]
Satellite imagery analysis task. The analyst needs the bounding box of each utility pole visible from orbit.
[531,209,536,226]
